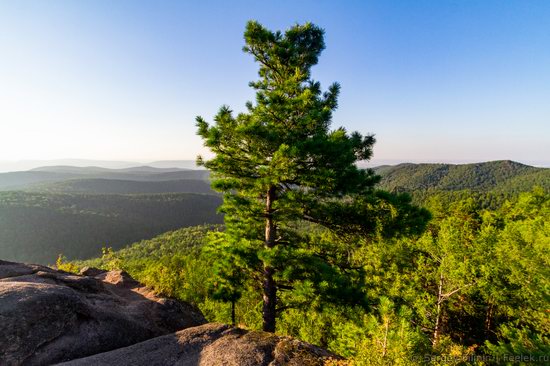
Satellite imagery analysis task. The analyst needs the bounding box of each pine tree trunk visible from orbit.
[231,299,236,326]
[262,186,277,333]
[382,318,389,357]
[485,300,493,338]
[433,273,444,347]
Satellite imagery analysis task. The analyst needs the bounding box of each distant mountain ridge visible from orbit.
[0,165,211,192]
[30,165,188,174]
[0,159,200,173]
[374,160,549,193]
[1,160,546,194]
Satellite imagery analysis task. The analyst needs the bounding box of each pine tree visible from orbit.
[196,21,429,332]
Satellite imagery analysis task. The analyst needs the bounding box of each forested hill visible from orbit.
[374,160,549,193]
[0,165,221,264]
[0,192,222,264]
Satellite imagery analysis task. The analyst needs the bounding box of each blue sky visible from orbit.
[0,0,549,166]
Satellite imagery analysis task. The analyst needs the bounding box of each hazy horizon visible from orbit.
[0,157,549,174]
[1,1,549,165]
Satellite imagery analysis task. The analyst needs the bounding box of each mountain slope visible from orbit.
[0,192,222,264]
[77,225,219,269]
[30,178,214,194]
[0,171,82,191]
[374,160,549,193]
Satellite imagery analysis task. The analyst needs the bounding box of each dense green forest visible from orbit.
[70,187,549,365]
[0,165,218,264]
[31,178,213,194]
[375,161,549,206]
[2,160,546,267]
[0,191,222,263]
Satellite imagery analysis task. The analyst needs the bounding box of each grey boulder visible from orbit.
[0,260,205,366]
[58,323,339,366]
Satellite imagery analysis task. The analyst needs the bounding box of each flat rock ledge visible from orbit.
[0,260,206,366]
[58,323,340,366]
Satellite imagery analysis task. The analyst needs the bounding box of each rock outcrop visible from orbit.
[1,260,340,365]
[58,323,339,366]
[0,260,206,366]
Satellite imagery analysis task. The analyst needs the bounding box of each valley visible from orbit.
[1,160,546,265]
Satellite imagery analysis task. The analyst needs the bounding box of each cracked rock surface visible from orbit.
[58,323,338,366]
[0,260,206,366]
